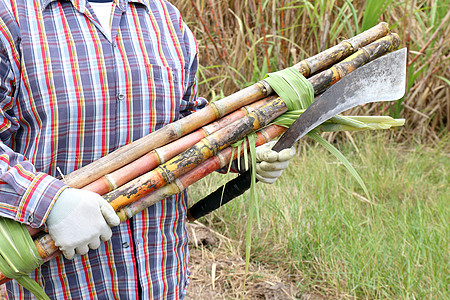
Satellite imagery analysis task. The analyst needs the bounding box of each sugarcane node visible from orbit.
[162,144,213,182]
[337,51,370,78]
[33,239,52,259]
[208,102,222,119]
[341,40,354,51]
[105,177,161,211]
[363,34,401,60]
[292,60,311,76]
[258,80,273,95]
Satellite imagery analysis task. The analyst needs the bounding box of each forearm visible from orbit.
[0,142,66,227]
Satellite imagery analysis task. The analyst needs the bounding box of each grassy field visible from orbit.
[178,0,449,298]
[188,133,449,299]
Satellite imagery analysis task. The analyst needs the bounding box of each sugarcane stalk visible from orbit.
[0,23,396,285]
[311,33,401,94]
[82,31,399,199]
[0,126,287,284]
[104,97,289,210]
[24,97,278,240]
[61,22,390,189]
[83,32,400,197]
[293,22,390,76]
[82,97,276,195]
[116,124,287,222]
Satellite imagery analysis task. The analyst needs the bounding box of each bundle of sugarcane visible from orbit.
[0,22,404,286]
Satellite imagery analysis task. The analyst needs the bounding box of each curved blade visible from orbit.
[273,48,407,150]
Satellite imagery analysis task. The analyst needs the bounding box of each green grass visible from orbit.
[189,133,449,299]
[179,1,449,297]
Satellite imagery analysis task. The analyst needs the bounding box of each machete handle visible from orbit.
[187,170,252,221]
[187,134,294,222]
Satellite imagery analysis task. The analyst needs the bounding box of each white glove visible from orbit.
[255,141,296,184]
[46,188,121,260]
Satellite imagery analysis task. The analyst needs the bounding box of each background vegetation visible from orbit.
[189,133,449,299]
[174,0,449,143]
[171,0,449,298]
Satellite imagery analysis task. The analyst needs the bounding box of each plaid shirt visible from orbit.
[0,0,206,298]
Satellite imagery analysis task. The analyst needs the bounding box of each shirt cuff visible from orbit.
[15,173,67,228]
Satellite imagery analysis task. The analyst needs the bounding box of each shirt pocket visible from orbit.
[142,64,185,131]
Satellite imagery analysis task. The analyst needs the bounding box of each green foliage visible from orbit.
[361,0,393,32]
[0,218,49,299]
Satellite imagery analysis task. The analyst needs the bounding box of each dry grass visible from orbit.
[174,0,449,142]
[185,222,300,299]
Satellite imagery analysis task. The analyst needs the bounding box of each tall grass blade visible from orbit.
[361,0,392,31]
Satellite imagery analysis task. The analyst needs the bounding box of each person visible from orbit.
[0,0,294,299]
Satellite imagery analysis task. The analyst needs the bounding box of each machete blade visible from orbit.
[273,48,407,150]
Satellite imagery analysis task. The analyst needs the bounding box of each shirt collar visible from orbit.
[41,0,150,13]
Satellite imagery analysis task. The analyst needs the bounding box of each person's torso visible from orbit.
[2,1,196,299]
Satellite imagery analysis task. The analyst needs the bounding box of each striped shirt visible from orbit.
[0,0,207,298]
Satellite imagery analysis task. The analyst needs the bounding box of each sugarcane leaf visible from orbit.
[436,75,450,85]
[0,217,50,300]
[244,133,258,284]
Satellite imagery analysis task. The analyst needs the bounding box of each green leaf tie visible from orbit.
[264,67,314,112]
[0,217,50,300]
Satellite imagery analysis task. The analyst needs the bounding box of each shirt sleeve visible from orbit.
[0,33,66,228]
[179,23,208,117]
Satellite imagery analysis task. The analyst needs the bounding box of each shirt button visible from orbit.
[122,242,130,248]
[117,93,125,101]
[27,214,34,223]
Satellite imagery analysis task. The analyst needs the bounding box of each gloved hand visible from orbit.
[254,141,296,184]
[46,188,121,260]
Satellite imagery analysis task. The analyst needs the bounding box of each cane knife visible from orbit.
[187,48,407,221]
